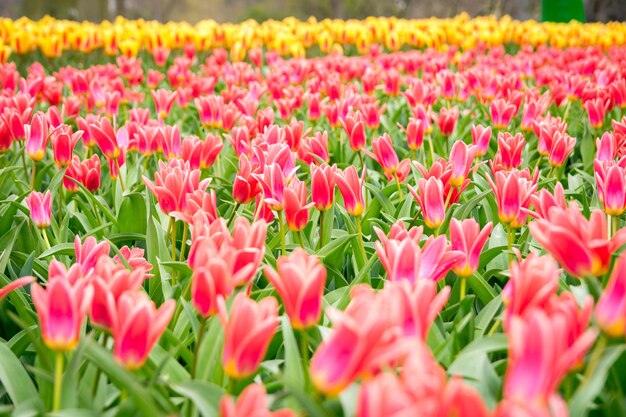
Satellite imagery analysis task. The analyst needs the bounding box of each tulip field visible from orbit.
[3,13,626,417]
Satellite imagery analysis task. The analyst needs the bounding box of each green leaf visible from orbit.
[0,340,38,405]
[171,381,225,417]
[117,193,147,235]
[569,345,626,417]
[468,271,499,305]
[38,243,75,259]
[281,316,305,391]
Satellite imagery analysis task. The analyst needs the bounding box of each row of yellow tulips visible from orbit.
[1,13,626,61]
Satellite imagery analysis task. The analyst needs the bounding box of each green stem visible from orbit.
[393,172,403,201]
[20,144,28,182]
[41,228,52,250]
[31,160,37,190]
[278,210,286,256]
[357,151,365,171]
[426,133,435,166]
[297,230,306,249]
[355,215,367,266]
[487,318,501,336]
[58,180,64,225]
[584,336,607,380]
[226,203,240,228]
[166,216,174,244]
[191,318,207,379]
[533,155,542,172]
[317,210,325,250]
[115,158,125,192]
[179,222,189,263]
[611,215,618,238]
[171,219,178,285]
[299,329,310,389]
[53,351,64,411]
[459,276,467,301]
[563,99,572,122]
[507,225,515,262]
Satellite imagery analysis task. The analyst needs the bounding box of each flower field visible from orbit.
[3,14,626,417]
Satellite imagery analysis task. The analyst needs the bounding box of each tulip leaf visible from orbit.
[0,340,38,406]
[468,271,499,305]
[281,316,305,392]
[171,381,224,417]
[38,242,75,259]
[569,345,626,417]
[117,192,147,235]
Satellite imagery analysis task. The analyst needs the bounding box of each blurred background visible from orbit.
[1,0,624,23]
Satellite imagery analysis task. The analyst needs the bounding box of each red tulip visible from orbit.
[594,160,626,216]
[401,118,425,151]
[74,235,110,275]
[584,97,609,129]
[25,112,49,161]
[219,293,279,379]
[264,248,326,329]
[151,89,177,119]
[25,190,52,229]
[112,291,174,369]
[490,98,517,129]
[547,131,575,167]
[283,179,313,232]
[233,154,261,204]
[51,126,82,168]
[311,163,335,211]
[486,169,537,227]
[298,131,330,165]
[529,182,567,220]
[408,177,445,230]
[595,252,626,337]
[192,260,232,318]
[340,111,366,152]
[470,124,491,157]
[493,132,526,171]
[432,106,458,137]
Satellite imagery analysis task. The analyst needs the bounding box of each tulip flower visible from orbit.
[493,132,526,171]
[311,164,335,211]
[171,189,219,225]
[364,133,410,184]
[529,182,567,220]
[490,98,517,129]
[284,118,310,152]
[595,160,626,216]
[596,132,617,162]
[401,118,425,151]
[220,383,296,417]
[486,169,537,228]
[74,235,110,275]
[310,285,411,396]
[448,141,477,187]
[432,106,458,137]
[449,218,493,277]
[283,179,313,232]
[334,165,366,217]
[25,190,52,229]
[595,253,626,337]
[470,124,492,157]
[219,293,279,379]
[340,111,366,152]
[151,89,177,119]
[264,248,326,329]
[112,291,175,370]
[31,261,93,351]
[298,131,330,165]
[232,155,261,205]
[112,246,153,274]
[51,127,82,168]
[24,112,49,161]
[408,177,445,230]
[547,131,575,167]
[529,203,626,277]
[192,260,232,318]
[88,118,126,159]
[501,252,560,329]
[584,97,609,129]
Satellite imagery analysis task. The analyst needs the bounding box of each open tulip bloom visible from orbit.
[2,14,626,417]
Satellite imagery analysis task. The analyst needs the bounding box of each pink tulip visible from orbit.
[401,118,425,151]
[493,132,526,171]
[283,179,313,232]
[232,154,261,205]
[487,169,537,227]
[0,276,35,300]
[25,190,52,229]
[31,261,93,351]
[432,106,458,137]
[595,253,626,337]
[501,252,560,329]
[334,165,366,217]
[24,112,49,161]
[310,163,335,211]
[219,293,279,379]
[449,219,492,277]
[529,203,626,277]
[408,177,445,229]
[490,98,518,129]
[529,182,567,220]
[449,141,477,187]
[340,111,366,152]
[547,131,575,167]
[264,248,326,329]
[470,124,492,157]
[88,118,126,159]
[112,292,174,370]
[298,131,330,165]
[595,160,626,216]
[74,235,110,275]
[181,134,224,170]
[584,97,609,129]
[112,246,153,274]
[51,126,82,168]
[219,383,296,417]
[192,260,232,318]
[151,89,177,120]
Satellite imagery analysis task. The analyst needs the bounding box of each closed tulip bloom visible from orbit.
[219,383,296,417]
[233,154,261,205]
[364,133,400,177]
[51,127,82,168]
[311,164,335,211]
[449,219,493,277]
[595,253,626,337]
[494,132,526,170]
[401,118,424,151]
[471,124,492,157]
[264,248,326,329]
[192,260,232,318]
[283,179,313,232]
[501,252,560,329]
[529,204,626,277]
[25,190,52,229]
[25,112,49,161]
[298,131,330,165]
[0,276,35,301]
[596,132,617,162]
[408,177,445,229]
[334,166,366,217]
[584,97,609,129]
[432,106,458,137]
[88,118,125,159]
[340,111,367,152]
[595,161,626,216]
[31,261,93,351]
[490,98,518,129]
[487,169,537,227]
[449,141,477,187]
[219,293,279,379]
[74,235,110,275]
[547,131,576,167]
[254,163,295,212]
[112,292,175,370]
